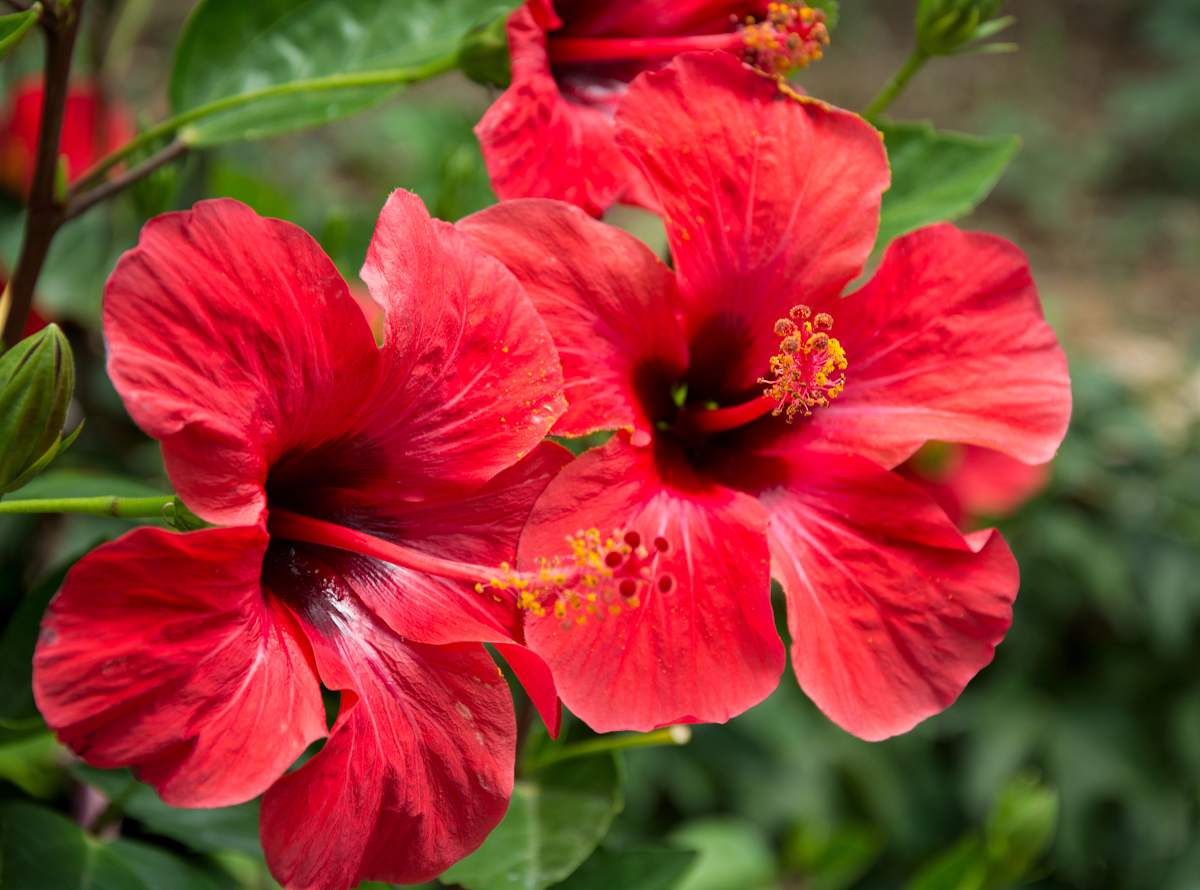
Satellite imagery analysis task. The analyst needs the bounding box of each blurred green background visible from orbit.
[1,1,1198,889]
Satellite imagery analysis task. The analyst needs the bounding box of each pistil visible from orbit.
[267,508,675,627]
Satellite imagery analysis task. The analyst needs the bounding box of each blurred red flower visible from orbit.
[900,443,1052,526]
[461,52,1072,741]
[33,196,568,890]
[476,0,828,216]
[0,76,133,197]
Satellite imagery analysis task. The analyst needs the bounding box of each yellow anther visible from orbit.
[758,304,848,423]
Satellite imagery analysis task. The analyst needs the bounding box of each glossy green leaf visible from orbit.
[0,801,230,890]
[168,0,517,146]
[877,120,1020,249]
[441,752,624,890]
[0,7,39,61]
[73,765,264,856]
[553,845,698,890]
[669,819,776,890]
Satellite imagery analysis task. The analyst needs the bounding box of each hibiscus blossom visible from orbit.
[0,76,133,197]
[460,52,1072,741]
[900,443,1051,526]
[33,195,569,889]
[476,0,829,216]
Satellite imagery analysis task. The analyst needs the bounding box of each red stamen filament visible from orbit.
[677,396,778,435]
[268,508,494,584]
[547,33,741,65]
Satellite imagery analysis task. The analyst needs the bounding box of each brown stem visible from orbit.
[64,138,187,221]
[1,1,83,348]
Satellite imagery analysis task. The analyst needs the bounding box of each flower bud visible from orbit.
[457,10,512,89]
[0,324,77,494]
[915,0,1009,56]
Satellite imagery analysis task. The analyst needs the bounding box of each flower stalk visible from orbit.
[524,726,692,772]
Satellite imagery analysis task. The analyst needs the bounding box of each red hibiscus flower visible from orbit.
[900,443,1051,526]
[32,195,569,889]
[476,0,829,216]
[459,52,1072,741]
[0,76,134,197]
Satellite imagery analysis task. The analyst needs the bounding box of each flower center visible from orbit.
[672,304,847,436]
[545,3,828,78]
[483,528,675,626]
[740,3,830,77]
[758,304,847,422]
[266,509,674,626]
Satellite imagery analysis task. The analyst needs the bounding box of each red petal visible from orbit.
[494,641,562,739]
[789,224,1072,467]
[758,451,1018,741]
[902,444,1051,523]
[104,199,379,527]
[260,593,514,889]
[33,527,325,807]
[476,7,652,216]
[615,52,888,391]
[520,436,784,732]
[459,199,687,442]
[360,190,566,497]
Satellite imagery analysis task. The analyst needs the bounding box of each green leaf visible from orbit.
[984,774,1058,884]
[441,752,624,890]
[168,0,516,146]
[107,839,232,890]
[902,837,989,890]
[73,765,264,856]
[0,732,62,798]
[0,6,39,61]
[553,845,698,890]
[0,801,144,890]
[0,801,230,890]
[668,819,776,890]
[877,120,1020,249]
[782,822,884,890]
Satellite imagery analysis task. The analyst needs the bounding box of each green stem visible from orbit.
[525,726,692,772]
[0,495,174,518]
[863,49,928,120]
[71,52,460,192]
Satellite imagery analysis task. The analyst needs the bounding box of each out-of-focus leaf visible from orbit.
[0,801,144,889]
[669,818,776,890]
[553,845,698,890]
[782,821,883,890]
[441,751,623,890]
[0,801,231,890]
[902,836,989,890]
[877,120,1020,249]
[169,0,518,146]
[106,839,232,890]
[0,7,38,60]
[72,765,264,856]
[984,774,1058,884]
[0,732,61,797]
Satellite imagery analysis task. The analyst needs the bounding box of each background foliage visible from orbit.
[1,1,1197,888]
